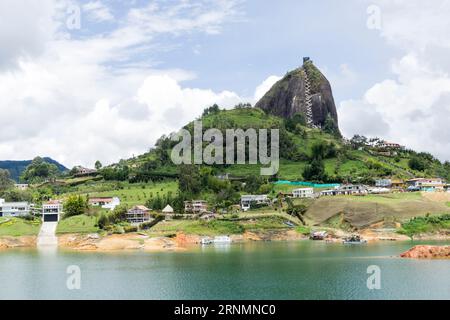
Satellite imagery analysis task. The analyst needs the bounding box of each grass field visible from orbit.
[148,213,295,236]
[65,181,178,206]
[398,214,450,238]
[57,215,100,234]
[305,192,450,229]
[0,218,41,237]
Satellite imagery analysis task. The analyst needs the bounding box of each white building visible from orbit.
[89,197,121,211]
[240,195,270,211]
[126,205,152,224]
[375,179,392,188]
[184,200,208,214]
[292,188,314,198]
[14,184,29,191]
[321,184,368,197]
[42,200,63,222]
[406,178,446,191]
[0,198,30,217]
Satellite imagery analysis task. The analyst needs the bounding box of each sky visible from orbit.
[0,0,449,168]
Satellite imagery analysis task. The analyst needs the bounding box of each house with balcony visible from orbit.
[320,184,368,197]
[240,195,270,211]
[42,200,63,222]
[184,200,208,214]
[292,188,314,198]
[126,205,152,224]
[0,198,31,217]
[406,178,446,191]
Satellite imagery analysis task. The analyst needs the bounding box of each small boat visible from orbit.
[310,231,328,240]
[342,235,367,244]
[200,237,213,245]
[213,236,232,244]
[284,221,295,227]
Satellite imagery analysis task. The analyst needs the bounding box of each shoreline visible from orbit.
[1,229,449,252]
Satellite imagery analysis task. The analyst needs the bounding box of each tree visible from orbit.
[20,157,59,183]
[178,165,202,196]
[202,104,221,116]
[95,160,103,170]
[1,189,32,202]
[0,169,14,191]
[64,195,87,218]
[408,157,426,171]
[323,114,340,137]
[285,113,306,132]
[303,159,327,182]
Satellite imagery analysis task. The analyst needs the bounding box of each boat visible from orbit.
[310,231,328,240]
[284,221,295,227]
[342,235,367,244]
[213,236,232,244]
[200,237,213,245]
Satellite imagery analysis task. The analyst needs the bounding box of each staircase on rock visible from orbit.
[301,68,318,129]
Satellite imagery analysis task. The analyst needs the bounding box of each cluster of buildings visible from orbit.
[0,198,64,222]
[374,178,448,192]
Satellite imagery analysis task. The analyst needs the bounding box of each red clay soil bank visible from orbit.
[400,245,450,259]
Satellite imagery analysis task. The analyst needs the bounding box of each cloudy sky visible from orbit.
[0,0,449,168]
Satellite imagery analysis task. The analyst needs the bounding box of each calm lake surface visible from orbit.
[1,240,449,300]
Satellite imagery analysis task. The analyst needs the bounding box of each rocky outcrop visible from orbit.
[400,245,450,259]
[255,58,340,133]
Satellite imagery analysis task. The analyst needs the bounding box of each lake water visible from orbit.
[0,241,449,300]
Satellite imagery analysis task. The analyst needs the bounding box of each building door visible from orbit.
[44,214,58,222]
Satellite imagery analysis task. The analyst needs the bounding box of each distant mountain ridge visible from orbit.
[0,157,68,182]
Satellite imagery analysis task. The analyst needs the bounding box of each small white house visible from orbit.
[162,205,174,214]
[89,197,121,211]
[42,200,63,222]
[240,195,269,211]
[14,184,29,191]
[292,188,314,198]
[0,198,31,217]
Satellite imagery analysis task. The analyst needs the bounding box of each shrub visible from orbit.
[124,226,138,233]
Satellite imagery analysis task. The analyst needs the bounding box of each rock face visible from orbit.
[400,245,450,259]
[255,58,340,133]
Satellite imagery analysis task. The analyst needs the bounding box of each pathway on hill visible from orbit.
[37,222,58,247]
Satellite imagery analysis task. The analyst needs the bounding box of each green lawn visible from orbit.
[57,215,100,234]
[148,213,297,237]
[65,181,178,207]
[398,214,450,238]
[148,220,245,236]
[0,218,41,237]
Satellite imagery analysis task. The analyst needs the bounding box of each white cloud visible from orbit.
[0,0,244,168]
[83,1,114,22]
[0,0,59,69]
[254,75,282,101]
[339,54,450,161]
[339,0,450,161]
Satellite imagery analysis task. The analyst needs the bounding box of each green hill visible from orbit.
[114,106,449,184]
[0,157,68,182]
